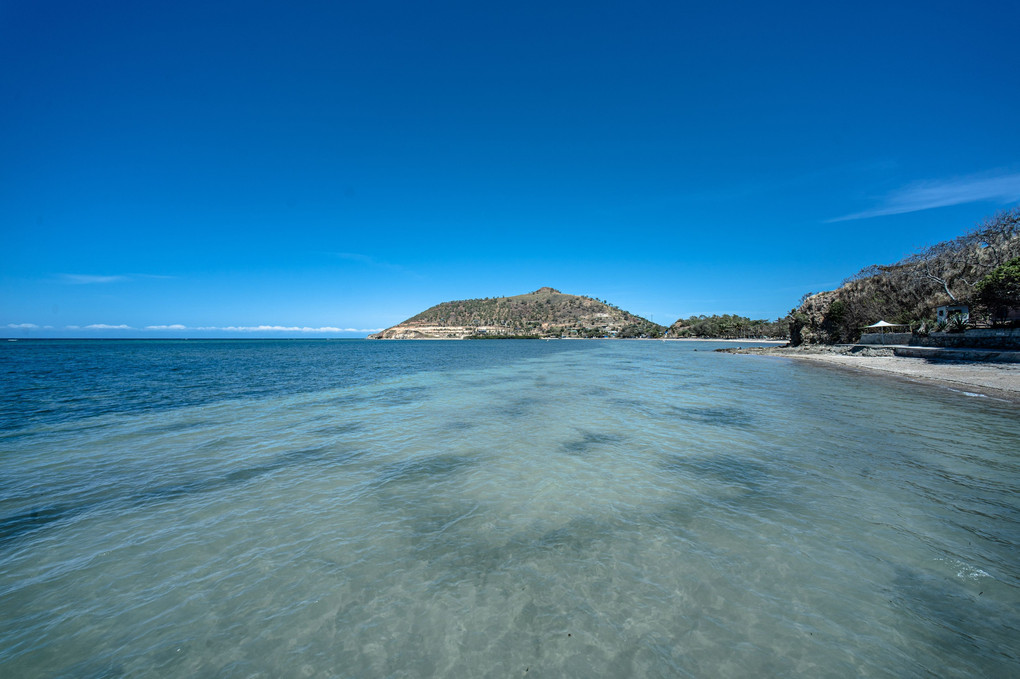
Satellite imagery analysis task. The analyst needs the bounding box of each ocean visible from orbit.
[1,339,1017,677]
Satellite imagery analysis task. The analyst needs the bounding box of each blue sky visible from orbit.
[3,1,1019,337]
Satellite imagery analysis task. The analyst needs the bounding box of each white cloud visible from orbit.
[194,325,382,333]
[333,252,377,265]
[46,323,380,334]
[59,274,128,284]
[144,324,382,333]
[330,252,422,278]
[7,323,39,329]
[829,171,1020,222]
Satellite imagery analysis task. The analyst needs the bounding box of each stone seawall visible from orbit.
[893,346,1020,363]
[914,328,1020,350]
[859,332,912,345]
[857,328,1020,349]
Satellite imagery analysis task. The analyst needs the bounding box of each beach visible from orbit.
[726,344,1020,404]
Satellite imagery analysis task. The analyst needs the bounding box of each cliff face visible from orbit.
[788,290,842,345]
[369,287,665,339]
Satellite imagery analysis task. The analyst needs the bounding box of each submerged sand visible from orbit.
[727,345,1020,404]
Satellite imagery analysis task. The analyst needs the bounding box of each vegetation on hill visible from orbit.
[370,209,1020,344]
[789,208,1020,344]
[666,314,790,339]
[974,256,1020,324]
[371,287,666,339]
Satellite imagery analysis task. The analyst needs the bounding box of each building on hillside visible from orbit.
[936,304,969,323]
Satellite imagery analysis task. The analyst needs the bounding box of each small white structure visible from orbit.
[936,305,969,323]
[865,320,903,331]
[860,320,910,345]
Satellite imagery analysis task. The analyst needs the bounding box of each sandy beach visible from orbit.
[727,345,1020,404]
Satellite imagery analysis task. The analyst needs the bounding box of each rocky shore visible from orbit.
[721,344,1020,404]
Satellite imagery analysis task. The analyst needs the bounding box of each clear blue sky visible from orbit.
[3,1,1019,337]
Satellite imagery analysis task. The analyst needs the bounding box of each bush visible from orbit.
[947,313,969,333]
[974,256,1020,325]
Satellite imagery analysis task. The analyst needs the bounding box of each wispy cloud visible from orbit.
[330,252,422,278]
[195,325,383,333]
[147,324,382,333]
[829,171,1020,222]
[333,252,377,265]
[59,274,129,284]
[10,323,380,334]
[57,273,174,284]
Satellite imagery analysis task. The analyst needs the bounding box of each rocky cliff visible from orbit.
[369,287,664,339]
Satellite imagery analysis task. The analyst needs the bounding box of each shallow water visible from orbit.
[1,339,1018,677]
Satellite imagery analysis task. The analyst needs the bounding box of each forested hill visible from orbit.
[790,207,1020,344]
[666,315,790,339]
[368,287,665,339]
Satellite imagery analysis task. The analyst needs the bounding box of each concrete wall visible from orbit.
[914,328,1020,349]
[859,328,1020,348]
[859,332,912,345]
[894,347,1020,363]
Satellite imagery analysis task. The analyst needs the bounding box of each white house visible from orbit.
[936,304,969,323]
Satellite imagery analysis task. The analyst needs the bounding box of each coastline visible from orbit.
[726,345,1020,405]
[662,337,787,343]
[368,336,790,342]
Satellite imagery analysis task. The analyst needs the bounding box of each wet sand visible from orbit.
[726,345,1020,404]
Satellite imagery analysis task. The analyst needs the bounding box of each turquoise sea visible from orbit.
[1,339,1018,677]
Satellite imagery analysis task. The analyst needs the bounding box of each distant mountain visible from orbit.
[369,287,665,339]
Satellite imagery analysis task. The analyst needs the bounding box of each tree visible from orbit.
[907,240,971,301]
[902,207,1020,302]
[970,207,1020,270]
[974,257,1020,325]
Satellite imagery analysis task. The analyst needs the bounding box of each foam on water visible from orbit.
[1,340,1018,677]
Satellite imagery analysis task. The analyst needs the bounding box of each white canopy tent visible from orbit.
[864,320,907,331]
[862,320,909,344]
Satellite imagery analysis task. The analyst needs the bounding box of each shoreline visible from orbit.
[727,345,1020,405]
[661,337,787,343]
[367,336,790,342]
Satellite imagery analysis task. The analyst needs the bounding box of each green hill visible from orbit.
[666,314,790,339]
[369,287,665,339]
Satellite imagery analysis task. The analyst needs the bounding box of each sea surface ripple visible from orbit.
[1,339,1018,677]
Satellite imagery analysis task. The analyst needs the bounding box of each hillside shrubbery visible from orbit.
[667,314,790,339]
[403,287,665,338]
[973,256,1020,324]
[790,208,1020,344]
